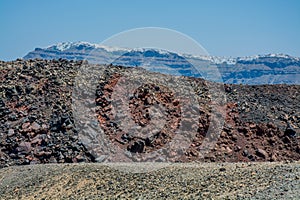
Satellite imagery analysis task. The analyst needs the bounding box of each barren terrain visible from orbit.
[0,59,299,199]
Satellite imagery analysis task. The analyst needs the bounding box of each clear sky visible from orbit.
[1,0,300,60]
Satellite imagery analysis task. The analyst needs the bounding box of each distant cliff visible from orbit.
[24,42,300,84]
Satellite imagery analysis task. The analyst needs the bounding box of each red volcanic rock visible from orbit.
[0,59,299,167]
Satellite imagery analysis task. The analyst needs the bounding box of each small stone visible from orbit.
[35,151,52,157]
[22,122,31,129]
[219,167,226,172]
[75,155,85,162]
[31,135,42,144]
[173,100,179,106]
[243,149,249,157]
[232,134,238,141]
[168,151,177,157]
[8,129,14,136]
[17,142,32,154]
[31,122,41,131]
[225,85,232,93]
[235,145,242,152]
[42,124,48,129]
[284,124,296,137]
[30,159,40,165]
[220,131,226,138]
[226,147,232,154]
[271,154,277,161]
[95,155,107,162]
[256,148,268,159]
[190,149,198,157]
[128,141,145,153]
[49,156,57,163]
[283,136,291,144]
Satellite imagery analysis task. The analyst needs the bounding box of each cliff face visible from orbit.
[23,42,300,84]
[0,59,299,168]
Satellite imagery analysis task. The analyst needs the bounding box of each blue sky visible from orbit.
[1,0,300,60]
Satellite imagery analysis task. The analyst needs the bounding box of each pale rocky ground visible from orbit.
[0,161,299,199]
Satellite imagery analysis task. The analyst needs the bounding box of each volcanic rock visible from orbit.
[256,148,268,159]
[0,59,299,167]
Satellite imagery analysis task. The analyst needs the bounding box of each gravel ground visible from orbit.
[0,162,299,199]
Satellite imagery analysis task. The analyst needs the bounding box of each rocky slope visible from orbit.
[0,59,299,168]
[23,42,300,84]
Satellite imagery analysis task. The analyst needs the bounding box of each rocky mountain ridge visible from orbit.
[23,42,300,84]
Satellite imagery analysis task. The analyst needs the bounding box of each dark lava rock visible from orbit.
[284,123,296,137]
[256,148,268,159]
[128,141,145,153]
[0,59,299,167]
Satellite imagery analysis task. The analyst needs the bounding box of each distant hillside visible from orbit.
[24,42,300,84]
